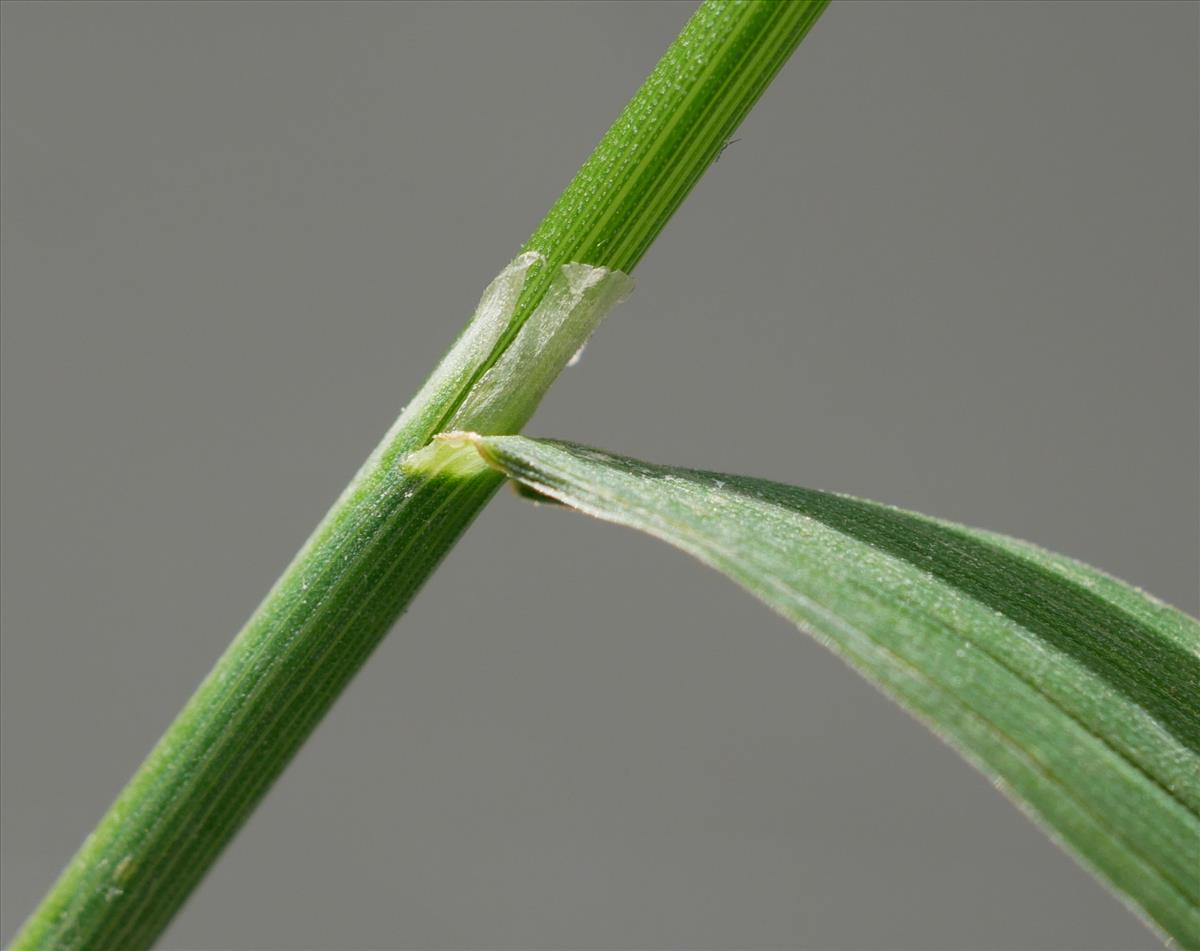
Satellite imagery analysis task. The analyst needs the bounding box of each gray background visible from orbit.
[2,1,1196,948]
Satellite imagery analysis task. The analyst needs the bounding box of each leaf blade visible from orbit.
[465,434,1200,946]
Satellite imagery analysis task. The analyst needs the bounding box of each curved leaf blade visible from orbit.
[454,433,1200,946]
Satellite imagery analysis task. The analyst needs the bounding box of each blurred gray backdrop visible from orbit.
[2,2,1196,948]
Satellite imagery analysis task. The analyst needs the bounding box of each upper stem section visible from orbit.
[423,0,829,440]
[527,0,826,274]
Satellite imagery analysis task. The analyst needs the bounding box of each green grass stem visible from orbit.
[10,3,829,948]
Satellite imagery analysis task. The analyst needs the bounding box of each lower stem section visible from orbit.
[12,463,504,951]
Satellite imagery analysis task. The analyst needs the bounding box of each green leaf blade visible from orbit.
[466,434,1200,946]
